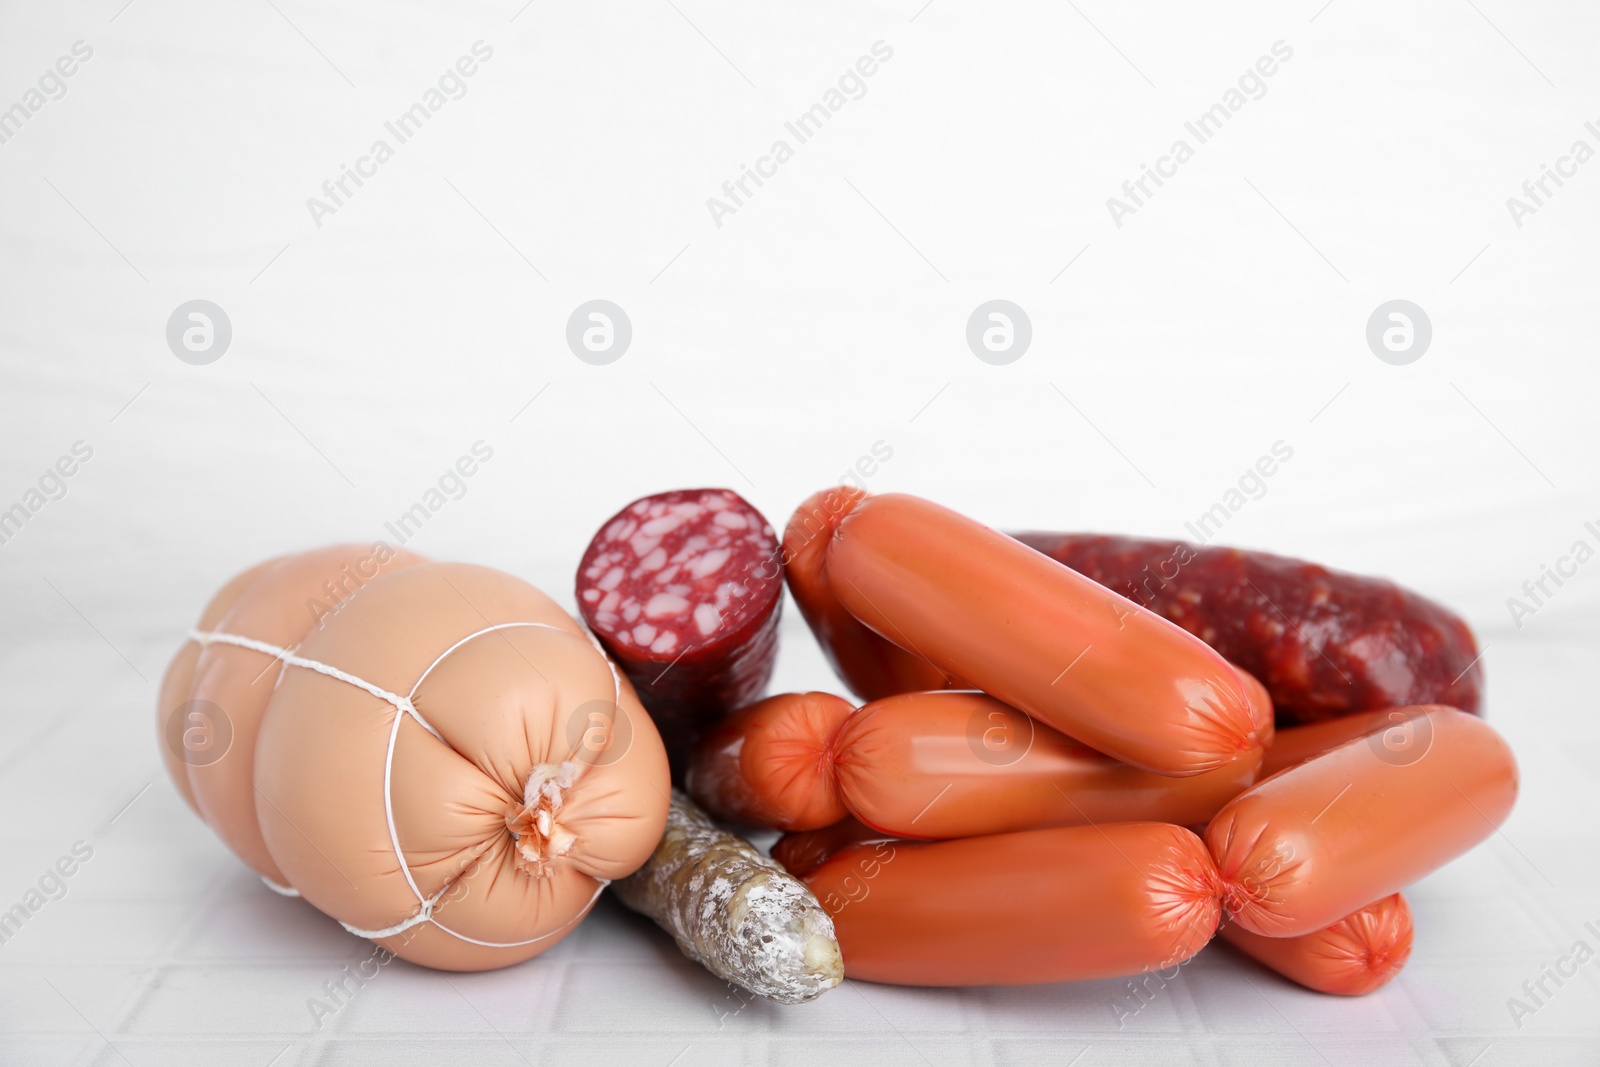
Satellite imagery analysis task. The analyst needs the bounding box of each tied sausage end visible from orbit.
[1220,892,1413,996]
[1144,826,1226,969]
[1204,812,1311,938]
[1313,893,1414,995]
[686,692,855,831]
[783,486,959,700]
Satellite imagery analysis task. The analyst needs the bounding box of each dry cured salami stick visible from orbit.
[612,791,843,1004]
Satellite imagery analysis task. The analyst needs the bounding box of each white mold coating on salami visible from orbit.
[579,490,779,657]
[612,791,843,1004]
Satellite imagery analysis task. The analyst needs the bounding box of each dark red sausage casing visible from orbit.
[1013,532,1483,725]
[576,489,782,774]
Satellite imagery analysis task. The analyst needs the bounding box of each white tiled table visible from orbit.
[2,621,1595,1067]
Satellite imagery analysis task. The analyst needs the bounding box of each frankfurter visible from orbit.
[1260,709,1431,777]
[771,816,895,880]
[1219,893,1413,996]
[825,492,1258,776]
[1207,706,1516,937]
[1012,532,1483,725]
[688,685,1271,837]
[782,487,959,700]
[686,691,855,832]
[801,823,1222,986]
[576,489,783,775]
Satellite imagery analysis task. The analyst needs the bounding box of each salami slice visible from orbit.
[576,488,783,775]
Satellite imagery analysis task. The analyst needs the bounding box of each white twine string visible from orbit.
[190,620,620,948]
[260,875,300,898]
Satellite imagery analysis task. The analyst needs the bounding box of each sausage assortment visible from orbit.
[756,486,1513,995]
[160,482,1515,1007]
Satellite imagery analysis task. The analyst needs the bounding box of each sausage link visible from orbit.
[801,823,1222,986]
[833,690,1264,838]
[826,493,1258,776]
[782,487,958,700]
[1219,892,1413,996]
[771,816,895,880]
[691,671,1270,837]
[1206,706,1516,937]
[612,791,842,1004]
[1260,706,1454,778]
[686,691,855,831]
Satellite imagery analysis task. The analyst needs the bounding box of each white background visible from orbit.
[2,0,1598,1064]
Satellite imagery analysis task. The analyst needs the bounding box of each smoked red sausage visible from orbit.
[576,489,783,774]
[782,487,959,700]
[688,684,1271,837]
[1207,706,1516,937]
[825,492,1258,776]
[800,823,1222,986]
[1012,532,1483,725]
[1219,892,1413,996]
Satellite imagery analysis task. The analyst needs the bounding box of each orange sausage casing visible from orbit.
[1220,893,1413,996]
[802,823,1221,986]
[1261,706,1450,777]
[689,689,1268,837]
[836,691,1264,838]
[782,487,958,700]
[686,691,856,831]
[772,816,897,879]
[825,492,1258,777]
[1207,706,1517,937]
